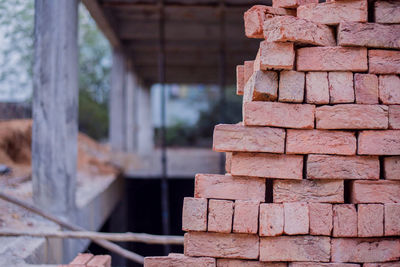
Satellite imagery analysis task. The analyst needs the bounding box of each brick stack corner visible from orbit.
[58,253,111,267]
[145,0,400,266]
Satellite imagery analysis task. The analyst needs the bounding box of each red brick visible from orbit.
[354,74,379,104]
[307,155,379,180]
[243,70,278,102]
[70,254,94,265]
[87,255,111,267]
[260,236,331,262]
[329,72,354,104]
[286,129,356,155]
[195,174,265,202]
[225,152,232,173]
[358,204,384,237]
[182,197,207,232]
[272,0,318,8]
[218,259,285,267]
[259,203,284,237]
[231,152,303,179]
[316,104,388,130]
[384,156,400,180]
[144,254,216,267]
[369,50,400,74]
[364,263,400,267]
[290,264,360,267]
[284,202,309,235]
[236,65,244,96]
[233,200,259,234]
[184,232,259,259]
[379,75,400,104]
[243,101,315,129]
[331,238,400,263]
[258,41,295,70]
[297,47,368,72]
[358,130,400,155]
[389,105,400,129]
[244,5,295,39]
[213,124,285,153]
[273,179,344,203]
[385,203,400,236]
[309,203,333,236]
[306,72,329,104]
[338,22,400,49]
[208,199,234,233]
[333,204,357,237]
[278,71,304,103]
[297,0,368,25]
[375,0,400,24]
[244,61,254,85]
[350,180,400,204]
[263,16,335,46]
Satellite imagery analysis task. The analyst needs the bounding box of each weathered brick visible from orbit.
[290,263,360,267]
[233,200,259,234]
[273,179,344,203]
[331,238,400,263]
[364,263,400,267]
[297,0,368,25]
[225,152,232,173]
[258,41,294,70]
[286,129,356,155]
[306,72,329,104]
[244,5,295,39]
[259,203,284,237]
[218,259,285,267]
[385,203,400,236]
[260,236,331,262]
[284,202,309,235]
[309,203,333,236]
[243,102,315,129]
[350,180,400,203]
[389,105,400,129]
[213,124,285,153]
[195,174,265,202]
[144,254,216,267]
[263,16,335,46]
[70,254,94,265]
[244,61,254,85]
[375,0,400,24]
[243,70,278,102]
[236,65,244,96]
[379,75,400,104]
[297,47,368,72]
[184,232,259,259]
[208,199,234,233]
[87,255,111,267]
[358,204,384,237]
[354,73,379,104]
[231,152,303,179]
[369,50,400,74]
[333,204,358,237]
[272,0,318,8]
[278,71,304,103]
[358,130,400,155]
[338,22,400,49]
[182,197,207,232]
[307,155,379,180]
[384,156,400,180]
[328,72,354,104]
[316,104,388,129]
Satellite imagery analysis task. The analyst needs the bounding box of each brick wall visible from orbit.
[145,0,400,266]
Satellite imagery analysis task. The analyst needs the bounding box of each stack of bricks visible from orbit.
[58,253,111,267]
[145,0,400,266]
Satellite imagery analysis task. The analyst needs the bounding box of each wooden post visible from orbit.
[109,48,126,151]
[32,0,79,215]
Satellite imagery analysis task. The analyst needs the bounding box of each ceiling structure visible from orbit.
[84,0,272,85]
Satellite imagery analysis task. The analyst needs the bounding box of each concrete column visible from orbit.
[137,86,154,156]
[32,0,79,215]
[124,59,136,153]
[109,48,126,151]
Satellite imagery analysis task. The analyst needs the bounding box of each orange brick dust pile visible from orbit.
[145,0,400,266]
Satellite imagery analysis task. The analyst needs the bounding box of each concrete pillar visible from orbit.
[137,86,154,156]
[32,0,79,215]
[124,59,136,153]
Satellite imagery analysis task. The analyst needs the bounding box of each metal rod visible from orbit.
[158,0,171,255]
[218,0,226,174]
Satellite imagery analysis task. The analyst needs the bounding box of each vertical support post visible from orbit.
[32,0,79,215]
[109,48,126,151]
[136,85,154,156]
[125,58,135,153]
[218,0,226,174]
